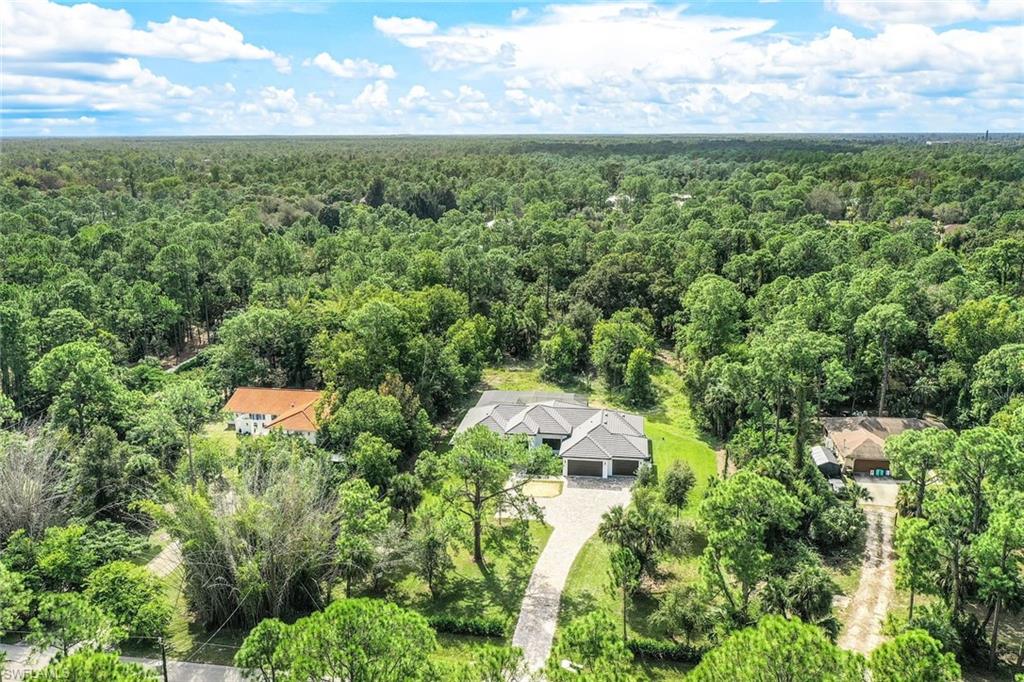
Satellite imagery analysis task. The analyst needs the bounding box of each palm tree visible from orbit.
[845,480,873,508]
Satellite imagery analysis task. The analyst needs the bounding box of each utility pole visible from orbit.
[160,636,170,682]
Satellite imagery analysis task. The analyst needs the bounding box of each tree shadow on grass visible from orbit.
[395,524,542,623]
[558,588,600,627]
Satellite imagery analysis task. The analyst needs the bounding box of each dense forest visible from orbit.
[1,136,1022,681]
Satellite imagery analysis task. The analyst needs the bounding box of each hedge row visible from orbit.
[627,636,706,663]
[427,614,507,638]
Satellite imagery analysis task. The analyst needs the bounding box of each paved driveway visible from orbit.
[511,476,633,670]
[854,474,900,508]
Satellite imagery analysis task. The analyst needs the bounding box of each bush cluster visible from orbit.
[627,636,706,663]
[426,614,508,638]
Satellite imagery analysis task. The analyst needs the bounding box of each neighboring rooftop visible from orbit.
[225,387,323,432]
[822,415,944,464]
[811,444,840,468]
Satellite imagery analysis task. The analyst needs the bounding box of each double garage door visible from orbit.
[565,458,642,477]
[853,459,890,474]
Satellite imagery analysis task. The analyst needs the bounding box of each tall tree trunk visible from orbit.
[908,588,916,623]
[709,550,738,614]
[773,390,782,445]
[186,430,196,489]
[473,518,485,565]
[622,588,628,644]
[916,475,926,517]
[951,543,962,616]
[793,393,806,470]
[878,335,889,416]
[990,598,1002,669]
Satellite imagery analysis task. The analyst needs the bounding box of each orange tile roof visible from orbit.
[267,403,319,432]
[224,387,322,432]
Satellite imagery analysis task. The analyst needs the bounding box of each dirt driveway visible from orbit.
[837,475,899,655]
[510,476,632,670]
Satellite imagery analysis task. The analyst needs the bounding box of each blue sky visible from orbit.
[2,0,1022,136]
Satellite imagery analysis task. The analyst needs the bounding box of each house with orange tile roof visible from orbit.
[224,387,323,444]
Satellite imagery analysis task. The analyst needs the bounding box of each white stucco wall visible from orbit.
[231,412,316,444]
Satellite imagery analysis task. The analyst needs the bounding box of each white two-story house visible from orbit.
[224,387,323,444]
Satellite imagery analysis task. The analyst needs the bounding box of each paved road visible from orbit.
[1,644,243,681]
[510,476,632,670]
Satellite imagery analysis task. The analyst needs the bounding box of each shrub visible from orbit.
[426,614,507,638]
[627,636,706,663]
[811,504,865,550]
[84,561,172,639]
[635,462,657,488]
[525,446,563,476]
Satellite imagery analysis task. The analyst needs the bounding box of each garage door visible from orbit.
[853,459,889,474]
[612,459,640,476]
[566,459,603,477]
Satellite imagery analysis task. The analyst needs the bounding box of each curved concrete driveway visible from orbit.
[511,477,633,670]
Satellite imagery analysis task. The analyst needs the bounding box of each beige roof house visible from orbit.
[821,416,945,473]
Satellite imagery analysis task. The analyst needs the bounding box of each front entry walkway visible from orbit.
[511,476,633,670]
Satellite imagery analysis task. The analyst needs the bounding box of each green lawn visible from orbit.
[644,363,718,516]
[201,421,239,458]
[391,520,553,625]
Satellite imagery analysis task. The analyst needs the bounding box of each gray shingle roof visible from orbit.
[811,445,839,467]
[455,391,650,461]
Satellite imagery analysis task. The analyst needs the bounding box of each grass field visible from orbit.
[393,520,553,624]
[201,421,239,458]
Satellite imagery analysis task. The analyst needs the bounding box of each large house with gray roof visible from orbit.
[455,390,651,477]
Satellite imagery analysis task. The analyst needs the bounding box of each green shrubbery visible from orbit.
[426,613,508,638]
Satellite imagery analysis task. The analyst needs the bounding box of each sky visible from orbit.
[1,0,1022,136]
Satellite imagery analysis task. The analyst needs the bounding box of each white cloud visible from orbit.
[7,116,97,126]
[307,52,397,78]
[372,15,438,36]
[353,80,390,109]
[504,76,532,89]
[399,84,431,109]
[510,7,530,21]
[1,0,289,71]
[380,3,776,79]
[217,0,328,14]
[4,0,1021,135]
[3,59,195,112]
[827,0,1023,27]
[372,1,1022,132]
